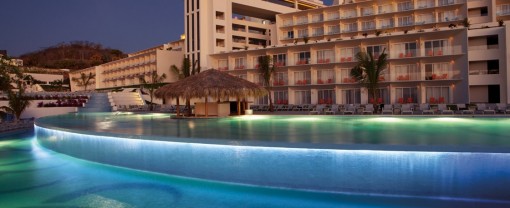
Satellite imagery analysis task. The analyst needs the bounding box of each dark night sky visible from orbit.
[0,0,333,57]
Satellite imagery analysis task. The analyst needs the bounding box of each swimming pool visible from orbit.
[34,113,510,205]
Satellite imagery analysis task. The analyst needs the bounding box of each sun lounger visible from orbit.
[401,104,413,115]
[420,104,434,114]
[363,105,374,114]
[476,103,495,114]
[343,104,356,115]
[437,104,454,114]
[496,103,510,114]
[324,104,338,115]
[381,104,393,115]
[456,104,473,114]
[309,105,325,115]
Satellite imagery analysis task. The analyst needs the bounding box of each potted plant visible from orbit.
[461,17,470,28]
[375,30,381,36]
[362,33,368,38]
[303,36,309,44]
[498,19,504,27]
[404,29,409,34]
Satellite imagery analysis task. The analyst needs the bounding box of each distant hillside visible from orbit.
[19,41,127,70]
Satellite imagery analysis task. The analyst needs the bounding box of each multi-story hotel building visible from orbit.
[206,0,510,105]
[70,40,184,91]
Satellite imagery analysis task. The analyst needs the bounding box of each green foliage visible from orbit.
[139,72,167,111]
[350,49,388,111]
[71,72,95,91]
[170,57,200,116]
[19,41,127,70]
[0,57,32,121]
[257,55,276,112]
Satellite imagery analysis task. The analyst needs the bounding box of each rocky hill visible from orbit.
[19,41,127,70]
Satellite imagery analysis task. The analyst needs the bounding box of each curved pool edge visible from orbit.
[35,125,510,202]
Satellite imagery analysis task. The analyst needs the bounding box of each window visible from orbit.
[256,95,269,105]
[253,56,264,68]
[297,16,308,24]
[318,90,336,104]
[487,35,498,47]
[424,40,448,56]
[237,74,247,80]
[395,87,418,104]
[328,25,340,34]
[342,89,361,104]
[317,50,334,64]
[426,86,449,103]
[215,11,225,20]
[378,4,392,13]
[283,19,294,26]
[415,13,434,24]
[497,4,510,16]
[218,59,228,71]
[393,42,417,58]
[340,47,359,62]
[274,72,288,86]
[378,18,394,29]
[273,54,287,66]
[487,60,499,74]
[327,12,339,20]
[274,91,289,104]
[312,14,324,22]
[297,29,309,38]
[343,22,357,32]
[342,9,357,18]
[398,16,414,26]
[234,57,246,69]
[294,71,311,85]
[312,27,324,36]
[424,62,450,80]
[317,69,335,84]
[361,7,374,16]
[368,88,390,104]
[366,45,388,59]
[295,90,311,104]
[294,52,311,65]
[286,31,294,39]
[481,7,488,16]
[438,11,456,22]
[362,21,375,31]
[394,64,419,81]
[397,1,413,11]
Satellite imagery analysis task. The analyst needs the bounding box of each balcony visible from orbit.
[316,77,335,84]
[218,65,228,71]
[394,72,421,81]
[295,59,310,65]
[341,76,357,84]
[392,49,418,59]
[295,79,310,85]
[497,9,510,16]
[316,57,333,64]
[339,56,355,62]
[273,79,288,86]
[342,28,358,33]
[274,61,287,67]
[361,25,376,31]
[327,13,340,21]
[416,1,435,9]
[328,30,341,35]
[234,65,245,70]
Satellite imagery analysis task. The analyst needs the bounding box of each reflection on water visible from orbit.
[36,113,510,150]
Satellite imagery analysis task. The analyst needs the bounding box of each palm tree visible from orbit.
[139,72,167,111]
[72,72,95,91]
[350,49,388,113]
[1,91,31,121]
[257,55,276,112]
[171,57,200,116]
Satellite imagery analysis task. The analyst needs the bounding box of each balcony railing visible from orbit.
[234,65,245,70]
[273,79,288,86]
[274,61,286,67]
[340,56,355,62]
[295,79,310,85]
[316,57,333,64]
[342,28,358,33]
[394,72,421,81]
[469,68,499,75]
[390,46,463,58]
[295,59,310,65]
[392,49,418,59]
[218,66,229,71]
[327,14,340,20]
[316,77,335,84]
[497,9,510,16]
[341,76,357,84]
[328,30,341,35]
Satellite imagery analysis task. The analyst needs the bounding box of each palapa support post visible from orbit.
[205,97,208,118]
[176,97,180,117]
[237,97,241,115]
[243,98,247,115]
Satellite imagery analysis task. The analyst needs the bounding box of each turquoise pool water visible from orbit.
[29,113,510,206]
[1,132,508,207]
[36,113,510,152]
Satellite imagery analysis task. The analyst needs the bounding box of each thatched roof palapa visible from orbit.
[155,69,267,100]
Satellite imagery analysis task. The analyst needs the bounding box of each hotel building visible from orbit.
[70,40,184,91]
[206,0,510,105]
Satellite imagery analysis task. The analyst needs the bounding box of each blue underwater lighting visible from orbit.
[35,124,510,202]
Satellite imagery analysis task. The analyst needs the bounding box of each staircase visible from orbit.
[78,93,112,113]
